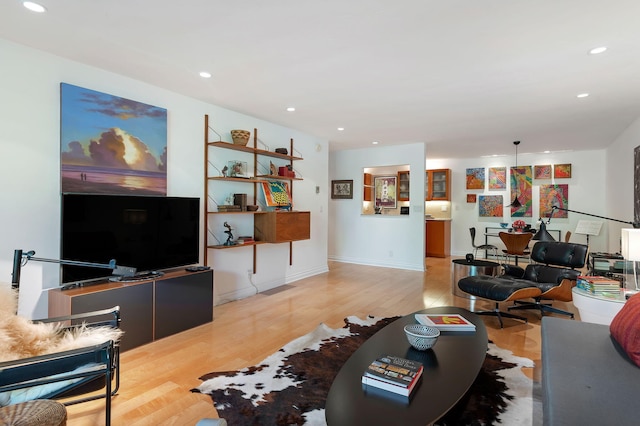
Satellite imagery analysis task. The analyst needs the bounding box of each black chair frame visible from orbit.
[0,306,121,425]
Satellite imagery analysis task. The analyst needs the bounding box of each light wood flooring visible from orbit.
[65,257,582,425]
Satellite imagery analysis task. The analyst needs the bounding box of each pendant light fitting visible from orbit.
[509,140,522,208]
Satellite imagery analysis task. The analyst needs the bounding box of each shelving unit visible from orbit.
[398,170,410,201]
[204,114,309,273]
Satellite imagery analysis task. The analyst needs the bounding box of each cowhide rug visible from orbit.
[192,316,541,426]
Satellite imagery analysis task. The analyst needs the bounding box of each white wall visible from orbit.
[0,39,328,318]
[606,116,640,250]
[328,143,426,270]
[429,150,611,256]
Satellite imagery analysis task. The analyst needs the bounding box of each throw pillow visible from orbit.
[610,292,640,367]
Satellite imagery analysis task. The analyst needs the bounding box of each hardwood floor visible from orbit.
[65,257,581,425]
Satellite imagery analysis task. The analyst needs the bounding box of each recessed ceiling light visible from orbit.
[372,141,379,145]
[589,46,607,55]
[199,71,212,78]
[337,127,344,131]
[543,150,551,154]
[23,1,47,13]
[577,93,589,98]
[286,107,296,112]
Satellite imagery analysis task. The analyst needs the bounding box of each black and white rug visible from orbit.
[192,316,541,425]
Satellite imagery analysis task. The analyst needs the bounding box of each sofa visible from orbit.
[541,297,640,425]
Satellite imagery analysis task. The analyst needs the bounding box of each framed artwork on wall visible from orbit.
[466,168,485,189]
[534,165,552,179]
[478,195,503,217]
[331,180,353,199]
[60,83,167,195]
[467,194,477,203]
[554,164,572,178]
[510,165,532,217]
[488,167,506,190]
[374,176,397,208]
[540,184,569,218]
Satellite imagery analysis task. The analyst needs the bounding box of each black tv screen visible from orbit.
[61,194,200,283]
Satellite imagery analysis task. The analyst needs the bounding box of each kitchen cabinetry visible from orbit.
[48,269,213,351]
[363,173,373,201]
[398,171,410,201]
[204,114,310,273]
[425,169,451,201]
[425,219,451,258]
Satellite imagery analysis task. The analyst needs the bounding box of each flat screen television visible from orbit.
[61,194,200,283]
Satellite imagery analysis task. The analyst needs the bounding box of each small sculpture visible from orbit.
[221,165,228,177]
[270,161,278,176]
[223,221,237,246]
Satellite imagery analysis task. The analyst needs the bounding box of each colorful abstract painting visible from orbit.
[540,184,568,218]
[60,83,167,195]
[466,168,485,189]
[510,165,532,217]
[534,165,552,179]
[467,194,477,203]
[260,181,292,208]
[554,163,572,178]
[488,167,506,190]
[479,195,503,217]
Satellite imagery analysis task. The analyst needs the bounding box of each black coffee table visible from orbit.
[325,307,488,425]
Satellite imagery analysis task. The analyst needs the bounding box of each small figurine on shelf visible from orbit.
[223,221,237,246]
[221,165,228,177]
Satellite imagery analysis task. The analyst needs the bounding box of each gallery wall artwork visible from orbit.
[467,194,477,203]
[488,167,506,190]
[553,163,572,178]
[466,168,485,189]
[60,83,167,195]
[510,166,532,217]
[374,176,397,208]
[534,165,552,179]
[540,184,569,218]
[478,195,503,217]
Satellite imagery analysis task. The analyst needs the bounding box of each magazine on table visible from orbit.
[362,355,423,396]
[414,313,476,331]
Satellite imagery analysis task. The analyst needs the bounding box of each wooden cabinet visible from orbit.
[425,220,451,258]
[363,173,373,201]
[425,169,451,201]
[398,171,410,201]
[49,269,213,351]
[254,211,311,243]
[204,114,309,272]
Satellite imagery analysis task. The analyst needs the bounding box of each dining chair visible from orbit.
[499,231,533,265]
[469,227,499,259]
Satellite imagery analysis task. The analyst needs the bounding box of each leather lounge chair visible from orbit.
[458,241,588,327]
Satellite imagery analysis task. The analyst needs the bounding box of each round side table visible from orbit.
[572,287,627,325]
[451,258,501,299]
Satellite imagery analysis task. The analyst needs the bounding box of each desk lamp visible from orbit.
[532,219,555,241]
[11,249,135,290]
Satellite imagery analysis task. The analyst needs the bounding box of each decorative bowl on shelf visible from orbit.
[230,129,250,146]
[246,205,259,212]
[404,324,440,350]
[500,222,508,228]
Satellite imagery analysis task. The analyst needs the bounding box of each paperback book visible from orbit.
[414,313,476,331]
[362,355,423,396]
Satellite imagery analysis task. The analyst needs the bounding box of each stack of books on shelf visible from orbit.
[235,236,255,245]
[414,313,476,332]
[577,275,622,295]
[361,355,423,397]
[217,205,242,212]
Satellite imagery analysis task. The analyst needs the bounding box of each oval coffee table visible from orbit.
[325,307,488,425]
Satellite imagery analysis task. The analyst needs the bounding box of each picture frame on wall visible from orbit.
[554,163,572,178]
[331,180,353,199]
[374,176,397,208]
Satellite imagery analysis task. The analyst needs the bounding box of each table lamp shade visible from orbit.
[621,228,640,261]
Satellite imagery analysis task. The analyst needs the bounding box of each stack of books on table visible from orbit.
[577,276,622,295]
[361,355,423,397]
[217,205,241,212]
[235,236,255,245]
[414,313,476,331]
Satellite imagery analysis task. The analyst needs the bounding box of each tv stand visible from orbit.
[49,269,213,351]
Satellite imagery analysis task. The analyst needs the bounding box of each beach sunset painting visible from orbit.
[60,83,167,195]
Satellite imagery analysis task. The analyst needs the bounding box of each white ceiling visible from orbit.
[3,0,640,158]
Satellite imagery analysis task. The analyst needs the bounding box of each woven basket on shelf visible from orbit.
[230,130,250,146]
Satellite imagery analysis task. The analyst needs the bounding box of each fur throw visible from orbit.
[0,284,123,363]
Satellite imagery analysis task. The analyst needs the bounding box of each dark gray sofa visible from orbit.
[541,316,640,425]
